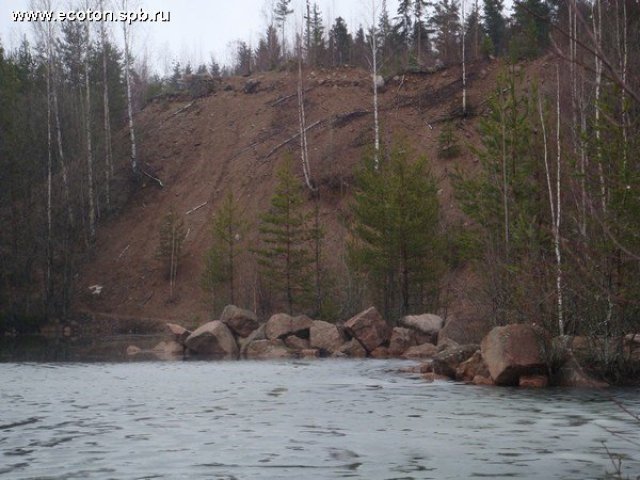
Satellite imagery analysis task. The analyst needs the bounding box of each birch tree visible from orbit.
[83,0,96,239]
[121,0,138,180]
[366,0,381,169]
[461,0,467,116]
[99,0,113,209]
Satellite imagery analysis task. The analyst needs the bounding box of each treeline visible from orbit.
[161,0,554,83]
[0,0,143,332]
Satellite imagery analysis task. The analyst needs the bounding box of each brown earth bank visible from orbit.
[72,57,552,330]
[122,304,640,388]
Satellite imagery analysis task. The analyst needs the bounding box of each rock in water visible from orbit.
[344,307,391,353]
[185,321,238,359]
[481,324,547,386]
[220,305,259,338]
[244,339,292,359]
[265,314,313,340]
[399,314,444,339]
[309,320,345,354]
[166,323,191,346]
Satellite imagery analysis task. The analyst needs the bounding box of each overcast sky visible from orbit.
[1,0,404,75]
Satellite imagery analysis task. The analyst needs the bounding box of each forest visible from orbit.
[0,0,639,379]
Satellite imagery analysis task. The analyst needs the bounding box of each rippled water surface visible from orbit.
[1,360,639,479]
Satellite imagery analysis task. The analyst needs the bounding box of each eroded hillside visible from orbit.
[74,59,543,329]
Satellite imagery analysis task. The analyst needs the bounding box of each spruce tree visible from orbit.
[202,193,247,309]
[256,157,313,314]
[483,0,505,56]
[349,143,443,318]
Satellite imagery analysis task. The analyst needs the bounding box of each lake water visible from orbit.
[1,359,639,479]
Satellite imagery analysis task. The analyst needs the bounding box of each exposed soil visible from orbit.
[73,57,550,329]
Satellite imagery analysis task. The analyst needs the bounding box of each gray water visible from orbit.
[1,360,639,480]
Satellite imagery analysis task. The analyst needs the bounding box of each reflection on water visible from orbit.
[0,360,639,479]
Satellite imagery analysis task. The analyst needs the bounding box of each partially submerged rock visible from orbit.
[337,338,368,358]
[309,320,345,354]
[399,314,444,340]
[455,351,489,382]
[481,324,547,386]
[185,321,238,359]
[344,307,391,353]
[244,339,292,360]
[220,305,259,338]
[166,323,191,346]
[432,344,479,378]
[402,343,439,359]
[388,327,420,357]
[265,314,313,341]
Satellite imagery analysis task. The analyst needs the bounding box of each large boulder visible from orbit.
[265,314,313,340]
[239,324,267,357]
[481,324,547,386]
[185,321,239,359]
[337,339,368,358]
[399,314,444,341]
[166,323,191,346]
[551,353,609,388]
[455,351,489,382]
[309,320,345,353]
[220,305,260,338]
[402,343,439,359]
[388,327,420,357]
[438,316,489,346]
[284,335,310,350]
[344,307,392,353]
[432,344,479,378]
[244,339,292,360]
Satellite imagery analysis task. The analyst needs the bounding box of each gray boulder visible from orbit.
[185,321,239,359]
[265,313,314,340]
[220,305,260,338]
[344,307,391,353]
[402,343,439,359]
[245,339,292,360]
[400,314,444,339]
[309,320,345,353]
[481,324,547,386]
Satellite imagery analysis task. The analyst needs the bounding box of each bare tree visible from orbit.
[297,31,314,192]
[99,0,113,209]
[365,0,381,169]
[121,0,138,180]
[83,0,96,239]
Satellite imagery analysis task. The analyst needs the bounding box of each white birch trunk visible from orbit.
[370,0,380,170]
[592,0,606,213]
[84,13,96,239]
[122,0,138,179]
[100,0,113,208]
[297,35,314,191]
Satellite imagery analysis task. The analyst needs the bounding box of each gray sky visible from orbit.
[1,0,402,74]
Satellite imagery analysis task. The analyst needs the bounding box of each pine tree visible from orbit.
[431,0,462,64]
[256,157,313,314]
[349,143,443,318]
[330,17,352,66]
[510,0,551,60]
[202,193,247,309]
[483,0,505,56]
[274,0,294,60]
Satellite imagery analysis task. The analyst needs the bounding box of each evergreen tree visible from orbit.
[329,17,352,66]
[509,0,551,60]
[431,0,462,64]
[256,157,313,314]
[483,0,505,55]
[349,143,443,318]
[202,193,247,309]
[274,0,294,59]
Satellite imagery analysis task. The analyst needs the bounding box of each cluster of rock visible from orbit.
[128,305,628,388]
